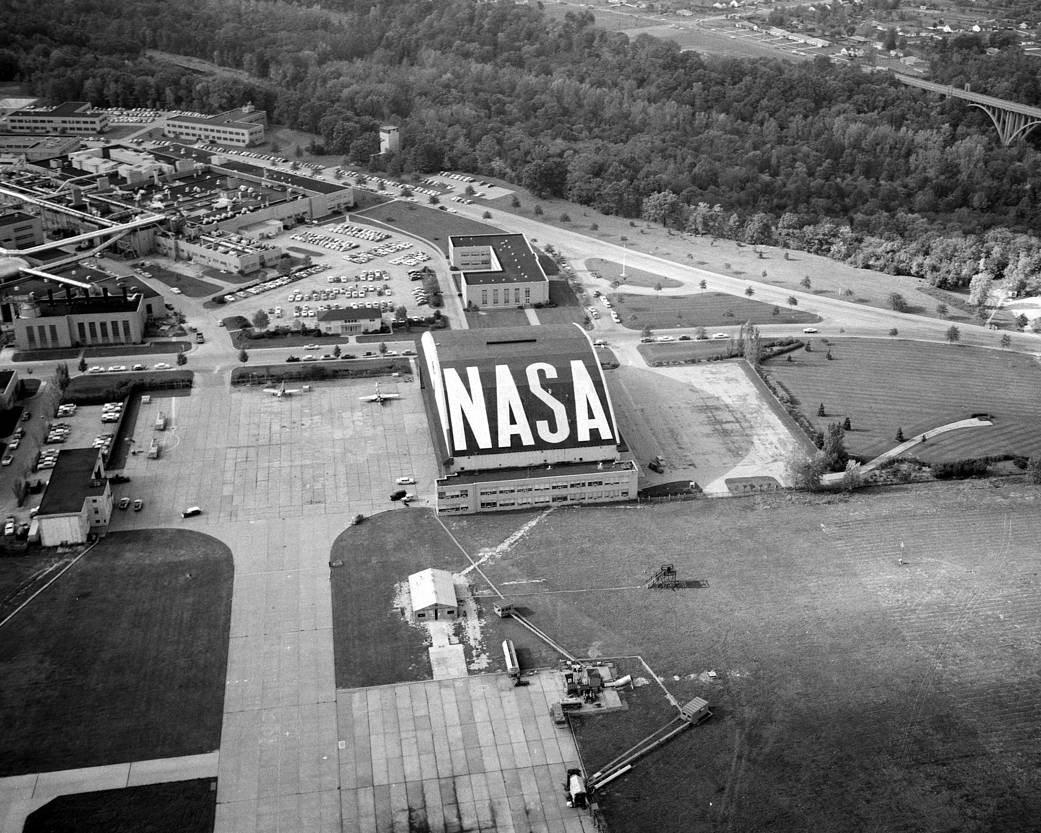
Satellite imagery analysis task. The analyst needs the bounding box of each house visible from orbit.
[316,307,383,336]
[408,568,459,620]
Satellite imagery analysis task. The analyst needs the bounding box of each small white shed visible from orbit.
[409,568,458,620]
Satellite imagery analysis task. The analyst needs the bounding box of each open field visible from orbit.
[353,202,501,254]
[443,486,1041,833]
[23,778,217,833]
[762,338,1041,462]
[0,552,67,619]
[0,529,233,776]
[584,258,681,290]
[610,291,820,330]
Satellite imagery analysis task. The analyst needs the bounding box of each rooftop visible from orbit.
[0,211,36,225]
[317,307,383,321]
[408,568,457,611]
[0,370,14,390]
[438,458,637,484]
[37,448,106,515]
[35,294,142,316]
[14,101,100,118]
[425,324,590,364]
[450,233,547,286]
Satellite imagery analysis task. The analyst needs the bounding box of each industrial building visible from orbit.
[13,287,148,349]
[35,448,113,546]
[408,568,459,620]
[418,325,638,515]
[448,234,550,309]
[0,211,43,250]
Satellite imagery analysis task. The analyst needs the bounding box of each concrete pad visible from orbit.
[428,645,467,679]
[126,751,220,786]
[32,763,129,801]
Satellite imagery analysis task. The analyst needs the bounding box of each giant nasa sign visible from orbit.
[439,359,616,454]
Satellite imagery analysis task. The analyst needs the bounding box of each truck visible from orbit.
[154,411,166,431]
[147,438,161,459]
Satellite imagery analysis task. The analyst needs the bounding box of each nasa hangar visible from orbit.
[418,324,639,514]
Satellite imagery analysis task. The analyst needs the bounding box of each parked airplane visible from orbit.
[359,382,401,405]
[263,381,302,398]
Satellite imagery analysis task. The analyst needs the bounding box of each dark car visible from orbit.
[389,489,407,501]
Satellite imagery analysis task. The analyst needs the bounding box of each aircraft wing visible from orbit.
[263,388,279,395]
[379,393,401,399]
[358,394,378,402]
[284,389,301,395]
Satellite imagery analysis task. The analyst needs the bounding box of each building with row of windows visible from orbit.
[418,325,638,515]
[14,288,148,350]
[448,234,550,309]
[164,105,267,147]
[316,306,384,336]
[5,102,110,136]
[0,211,44,250]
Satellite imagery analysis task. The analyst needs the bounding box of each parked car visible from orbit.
[119,497,130,510]
[133,499,144,511]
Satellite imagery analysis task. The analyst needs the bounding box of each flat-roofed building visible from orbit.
[7,101,109,135]
[0,211,43,250]
[36,448,112,546]
[0,369,18,412]
[316,306,384,336]
[0,134,81,163]
[408,568,459,620]
[418,324,638,514]
[448,233,550,309]
[13,289,147,350]
[164,105,267,147]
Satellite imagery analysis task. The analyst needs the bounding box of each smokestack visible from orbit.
[65,286,72,300]
[48,289,53,303]
[122,286,128,300]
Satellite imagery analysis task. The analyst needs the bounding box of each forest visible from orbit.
[4,0,1041,291]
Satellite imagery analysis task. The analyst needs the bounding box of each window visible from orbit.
[37,325,47,346]
[49,325,58,344]
[514,288,520,304]
[481,290,487,306]
[524,287,531,302]
[25,327,35,347]
[122,321,131,341]
[99,321,109,341]
[77,322,86,342]
[492,288,499,305]
[88,321,97,340]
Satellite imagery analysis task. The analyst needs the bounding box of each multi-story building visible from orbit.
[36,448,113,546]
[0,211,44,250]
[7,102,109,135]
[418,325,638,514]
[13,288,147,350]
[164,105,267,147]
[448,233,550,309]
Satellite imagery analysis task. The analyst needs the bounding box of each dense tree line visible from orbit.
[4,0,1041,289]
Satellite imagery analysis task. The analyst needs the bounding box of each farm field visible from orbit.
[610,291,820,330]
[0,530,233,776]
[23,778,217,833]
[352,201,501,254]
[762,338,1041,462]
[443,486,1041,833]
[584,257,682,289]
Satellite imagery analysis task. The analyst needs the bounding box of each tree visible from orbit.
[654,282,663,296]
[841,460,864,492]
[252,309,269,330]
[787,450,824,491]
[968,271,993,308]
[787,296,798,307]
[842,416,851,431]
[77,356,88,373]
[800,276,812,289]
[888,328,899,337]
[294,144,303,158]
[1000,333,1012,349]
[1026,455,1041,484]
[741,321,762,365]
[888,293,909,312]
[428,195,439,205]
[510,195,520,209]
[482,211,492,219]
[895,427,905,443]
[817,402,825,417]
[395,304,407,321]
[822,422,848,472]
[378,341,388,355]
[946,325,961,343]
[533,204,543,216]
[745,286,755,297]
[177,351,187,366]
[238,348,249,363]
[333,344,341,357]
[641,325,653,338]
[699,280,707,291]
[560,212,571,223]
[936,302,948,318]
[1016,313,1029,330]
[54,362,70,392]
[641,190,684,228]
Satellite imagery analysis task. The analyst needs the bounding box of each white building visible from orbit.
[448,233,550,309]
[408,568,458,620]
[164,105,267,147]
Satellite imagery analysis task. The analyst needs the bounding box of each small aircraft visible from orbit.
[263,381,302,398]
[358,382,401,405]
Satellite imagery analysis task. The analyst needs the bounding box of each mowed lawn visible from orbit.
[141,265,221,298]
[329,510,469,689]
[610,291,820,330]
[0,530,233,776]
[352,202,501,254]
[763,338,1041,462]
[24,778,217,833]
[584,257,682,289]
[444,490,1041,833]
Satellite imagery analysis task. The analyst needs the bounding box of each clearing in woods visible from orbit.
[762,338,1041,463]
[442,485,1041,833]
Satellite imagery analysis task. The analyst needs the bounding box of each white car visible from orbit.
[154,362,171,369]
[170,287,182,295]
[395,477,416,485]
[712,332,729,339]
[802,327,819,334]
[657,336,675,342]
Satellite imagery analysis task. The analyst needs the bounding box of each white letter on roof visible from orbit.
[495,365,534,448]
[526,362,569,444]
[444,366,492,451]
[571,360,613,443]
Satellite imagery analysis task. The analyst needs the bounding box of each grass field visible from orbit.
[66,370,193,400]
[442,487,1041,833]
[536,278,588,327]
[0,529,233,776]
[352,202,501,254]
[141,265,221,298]
[762,338,1041,462]
[584,257,682,289]
[610,291,820,330]
[23,778,217,833]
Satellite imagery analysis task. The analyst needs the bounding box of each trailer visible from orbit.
[503,638,520,680]
[154,411,167,431]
